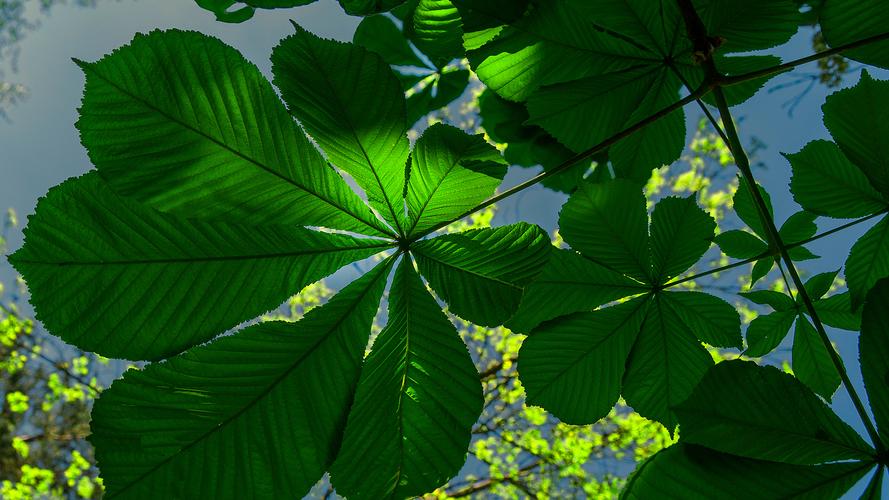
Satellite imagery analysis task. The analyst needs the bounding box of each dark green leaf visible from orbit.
[662,291,742,348]
[861,466,885,500]
[519,298,649,425]
[559,180,651,283]
[89,258,392,498]
[405,123,506,236]
[787,140,886,218]
[693,0,800,52]
[779,211,818,244]
[696,55,787,107]
[339,0,407,15]
[814,292,860,331]
[413,223,550,326]
[195,0,318,23]
[788,245,819,262]
[330,259,482,499]
[846,217,889,308]
[745,310,796,357]
[823,71,889,196]
[650,196,716,284]
[821,0,889,70]
[733,176,774,239]
[405,69,470,126]
[507,248,647,334]
[353,15,426,67]
[750,257,774,287]
[405,0,463,68]
[75,29,390,238]
[714,230,767,259]
[861,278,889,447]
[803,270,839,300]
[622,295,714,429]
[621,444,871,500]
[676,360,873,464]
[793,317,842,400]
[9,174,387,361]
[272,24,410,234]
[740,290,796,311]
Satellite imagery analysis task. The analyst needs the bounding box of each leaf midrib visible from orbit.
[14,241,393,267]
[108,259,393,498]
[79,62,392,239]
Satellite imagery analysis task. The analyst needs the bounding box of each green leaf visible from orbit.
[9,174,388,361]
[622,295,714,429]
[861,466,886,500]
[194,0,318,23]
[788,245,819,262]
[821,0,889,70]
[330,258,483,499]
[88,257,392,498]
[823,71,889,196]
[740,290,796,311]
[559,180,651,283]
[450,0,530,50]
[861,278,889,447]
[404,123,506,237]
[339,0,407,15]
[792,316,841,400]
[272,24,410,234]
[803,270,839,301]
[650,195,716,284]
[413,223,550,326]
[405,69,470,125]
[714,230,767,259]
[695,55,787,107]
[733,176,774,239]
[519,298,649,425]
[779,211,818,244]
[750,257,774,287]
[744,310,796,357]
[353,15,426,67]
[478,89,585,193]
[787,140,886,218]
[75,29,390,238]
[621,444,872,500]
[693,0,800,52]
[405,0,463,68]
[662,291,742,349]
[814,292,860,331]
[506,248,647,334]
[846,217,889,308]
[676,360,873,464]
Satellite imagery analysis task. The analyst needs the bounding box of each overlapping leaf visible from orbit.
[715,177,819,286]
[622,361,878,499]
[787,71,889,307]
[518,180,740,428]
[742,271,854,399]
[353,5,471,127]
[10,26,553,499]
[820,0,889,70]
[457,0,800,182]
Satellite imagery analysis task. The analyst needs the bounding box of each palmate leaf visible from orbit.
[622,361,878,498]
[517,180,740,427]
[74,29,392,238]
[89,258,393,498]
[8,173,387,361]
[413,223,550,326]
[272,25,410,234]
[13,26,554,499]
[460,0,799,181]
[788,71,889,307]
[330,259,483,499]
